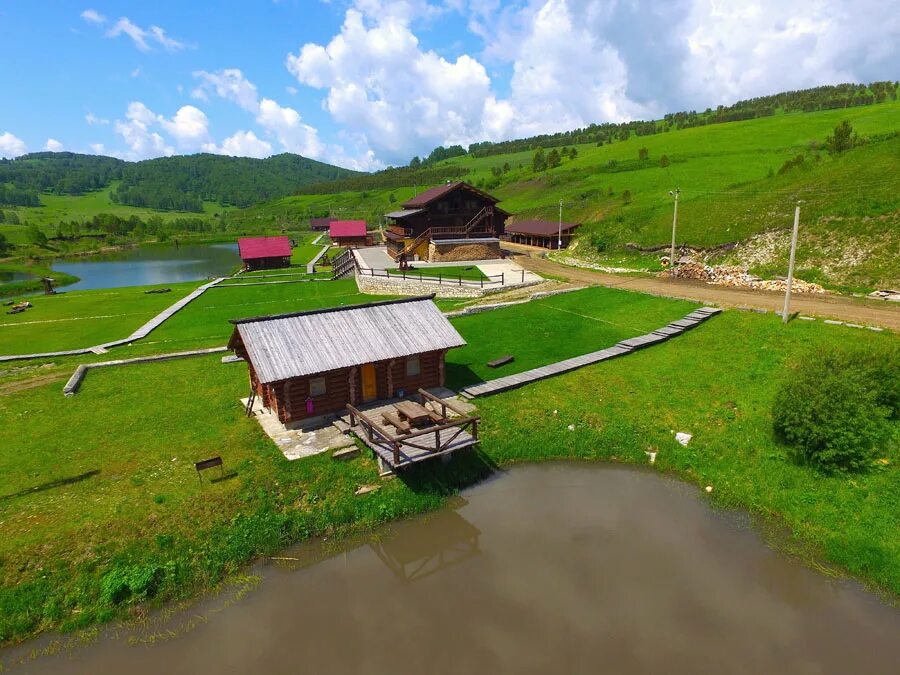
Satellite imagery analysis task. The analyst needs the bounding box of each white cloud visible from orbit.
[105,17,186,52]
[44,138,64,152]
[130,67,141,78]
[0,132,27,158]
[85,112,110,125]
[158,105,211,149]
[204,130,273,158]
[286,0,900,165]
[89,143,106,155]
[285,85,298,95]
[192,68,325,159]
[113,102,175,160]
[80,8,106,25]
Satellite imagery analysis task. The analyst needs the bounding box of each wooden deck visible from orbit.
[460,306,721,398]
[343,389,480,470]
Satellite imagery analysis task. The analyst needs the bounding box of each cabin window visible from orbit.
[406,356,421,377]
[310,377,327,397]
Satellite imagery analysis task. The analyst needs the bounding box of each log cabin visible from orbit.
[505,219,581,249]
[237,236,292,271]
[228,296,466,425]
[309,217,333,231]
[329,220,372,248]
[384,181,509,263]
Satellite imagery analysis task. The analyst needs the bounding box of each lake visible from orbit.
[3,463,898,674]
[51,243,240,291]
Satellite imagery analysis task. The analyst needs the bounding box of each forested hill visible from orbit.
[0,152,358,212]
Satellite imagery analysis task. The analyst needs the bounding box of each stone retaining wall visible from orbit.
[428,240,501,262]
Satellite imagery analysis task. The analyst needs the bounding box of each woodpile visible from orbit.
[660,263,826,294]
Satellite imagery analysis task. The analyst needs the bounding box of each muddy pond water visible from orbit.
[3,463,898,674]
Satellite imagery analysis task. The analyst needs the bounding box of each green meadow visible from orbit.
[0,279,896,645]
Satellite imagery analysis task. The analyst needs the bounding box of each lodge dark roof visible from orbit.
[309,217,332,229]
[402,181,500,209]
[237,236,292,260]
[505,220,581,236]
[228,296,466,384]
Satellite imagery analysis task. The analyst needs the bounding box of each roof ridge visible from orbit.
[230,294,437,325]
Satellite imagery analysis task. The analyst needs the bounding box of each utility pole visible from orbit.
[782,202,801,323]
[668,188,680,278]
[558,199,563,250]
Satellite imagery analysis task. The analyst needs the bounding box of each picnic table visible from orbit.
[394,400,432,426]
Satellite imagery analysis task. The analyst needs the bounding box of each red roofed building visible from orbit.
[505,220,581,249]
[238,236,292,271]
[384,181,508,263]
[329,220,372,248]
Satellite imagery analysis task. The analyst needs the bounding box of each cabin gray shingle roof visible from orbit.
[229,296,466,384]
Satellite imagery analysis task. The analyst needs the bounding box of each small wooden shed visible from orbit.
[237,236,292,270]
[504,220,581,249]
[228,296,466,424]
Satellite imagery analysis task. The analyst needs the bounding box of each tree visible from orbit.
[0,233,9,255]
[6,210,19,224]
[26,225,47,247]
[409,156,422,168]
[0,210,4,223]
[638,147,649,160]
[622,189,632,204]
[569,148,578,160]
[659,154,670,168]
[502,162,510,173]
[532,148,547,173]
[388,192,396,203]
[824,120,857,155]
[547,148,561,168]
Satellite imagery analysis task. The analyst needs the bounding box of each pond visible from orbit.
[51,243,240,291]
[3,463,898,673]
[0,271,31,284]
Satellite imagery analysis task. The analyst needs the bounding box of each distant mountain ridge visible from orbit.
[0,151,359,212]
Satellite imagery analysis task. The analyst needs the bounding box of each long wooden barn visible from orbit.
[228,296,466,425]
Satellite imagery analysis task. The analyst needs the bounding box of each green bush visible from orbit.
[773,346,898,472]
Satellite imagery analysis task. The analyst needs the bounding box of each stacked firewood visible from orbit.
[660,263,826,294]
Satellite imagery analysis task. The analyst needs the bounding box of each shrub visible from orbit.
[773,347,897,472]
[590,233,611,252]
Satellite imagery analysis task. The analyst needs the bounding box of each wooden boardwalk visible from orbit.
[460,306,721,398]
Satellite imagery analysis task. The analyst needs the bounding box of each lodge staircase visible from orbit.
[393,206,494,260]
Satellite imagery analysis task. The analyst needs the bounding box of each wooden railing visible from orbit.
[358,265,526,287]
[330,249,358,280]
[347,393,480,466]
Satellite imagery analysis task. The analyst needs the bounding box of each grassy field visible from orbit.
[0,281,203,355]
[2,183,232,233]
[387,265,489,281]
[0,285,896,645]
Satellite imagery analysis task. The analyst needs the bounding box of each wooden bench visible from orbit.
[195,456,224,482]
[382,411,411,433]
[487,355,514,368]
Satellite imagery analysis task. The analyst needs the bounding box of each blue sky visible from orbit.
[1,1,897,169]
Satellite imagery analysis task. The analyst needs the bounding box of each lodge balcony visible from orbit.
[344,389,480,470]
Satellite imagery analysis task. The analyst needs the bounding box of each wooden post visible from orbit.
[435,430,441,452]
[348,367,358,405]
[438,351,446,387]
[472,419,478,441]
[393,442,400,466]
[386,359,394,398]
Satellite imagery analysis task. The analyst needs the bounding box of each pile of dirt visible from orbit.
[660,263,826,294]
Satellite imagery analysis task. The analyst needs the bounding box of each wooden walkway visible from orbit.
[307,244,331,273]
[0,277,225,363]
[460,306,721,398]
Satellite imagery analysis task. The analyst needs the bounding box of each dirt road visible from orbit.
[506,246,900,331]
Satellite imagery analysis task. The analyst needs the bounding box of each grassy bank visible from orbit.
[0,262,79,299]
[0,285,897,646]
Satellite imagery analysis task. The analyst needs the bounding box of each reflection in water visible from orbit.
[2,463,899,675]
[370,506,481,583]
[52,243,239,291]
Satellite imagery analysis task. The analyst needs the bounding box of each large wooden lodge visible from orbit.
[384,181,509,263]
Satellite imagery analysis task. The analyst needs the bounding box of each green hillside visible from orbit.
[232,100,900,291]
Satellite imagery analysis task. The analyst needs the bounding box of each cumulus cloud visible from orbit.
[80,8,106,25]
[204,130,273,158]
[44,138,64,152]
[192,68,324,159]
[102,16,186,52]
[85,112,110,126]
[114,102,175,159]
[287,0,900,165]
[0,132,27,159]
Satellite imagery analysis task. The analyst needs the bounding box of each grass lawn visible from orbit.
[133,279,387,352]
[0,281,203,355]
[445,286,697,387]
[0,288,897,645]
[387,265,489,281]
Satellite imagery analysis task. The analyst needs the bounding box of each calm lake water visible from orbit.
[51,243,239,291]
[3,463,898,674]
